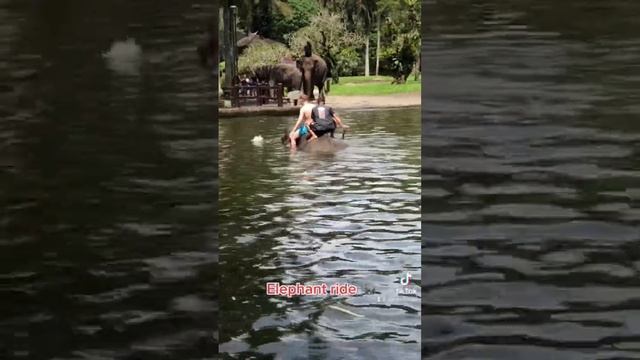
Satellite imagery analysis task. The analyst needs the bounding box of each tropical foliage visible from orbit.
[272,0,320,41]
[237,42,294,75]
[224,0,421,85]
[377,0,420,82]
[289,10,363,83]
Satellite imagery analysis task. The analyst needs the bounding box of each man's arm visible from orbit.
[329,107,347,128]
[333,113,348,128]
[290,109,305,135]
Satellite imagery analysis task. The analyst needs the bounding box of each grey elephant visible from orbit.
[297,42,328,101]
[250,64,302,92]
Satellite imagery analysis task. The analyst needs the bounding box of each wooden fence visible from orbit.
[221,83,286,108]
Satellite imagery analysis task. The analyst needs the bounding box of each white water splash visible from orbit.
[102,38,142,76]
[251,135,264,146]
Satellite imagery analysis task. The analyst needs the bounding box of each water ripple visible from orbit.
[0,1,217,358]
[220,109,421,359]
[424,1,640,357]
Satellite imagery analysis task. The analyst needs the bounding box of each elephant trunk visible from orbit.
[304,71,313,99]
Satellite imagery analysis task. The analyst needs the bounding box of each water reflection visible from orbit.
[0,0,217,358]
[219,108,421,359]
[102,38,143,76]
[423,0,640,358]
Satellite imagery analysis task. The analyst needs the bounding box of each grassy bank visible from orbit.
[328,76,421,96]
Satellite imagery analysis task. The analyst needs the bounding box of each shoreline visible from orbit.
[327,93,421,110]
[219,93,421,118]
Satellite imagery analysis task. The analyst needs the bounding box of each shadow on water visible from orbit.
[219,108,421,359]
[1,0,217,358]
[423,0,640,358]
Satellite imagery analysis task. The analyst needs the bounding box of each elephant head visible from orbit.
[297,42,328,100]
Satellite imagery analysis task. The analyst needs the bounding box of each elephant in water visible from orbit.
[280,130,348,153]
[251,64,302,92]
[297,42,328,101]
[302,135,348,153]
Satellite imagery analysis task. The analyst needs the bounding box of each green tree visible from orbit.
[378,0,420,83]
[318,0,378,77]
[234,0,293,39]
[237,42,294,75]
[354,0,377,77]
[272,0,320,42]
[336,47,360,76]
[289,10,363,83]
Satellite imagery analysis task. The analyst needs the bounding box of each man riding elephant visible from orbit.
[311,96,348,138]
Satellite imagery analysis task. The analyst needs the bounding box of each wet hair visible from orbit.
[318,96,326,105]
[281,130,302,147]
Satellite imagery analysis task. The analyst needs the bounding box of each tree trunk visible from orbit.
[245,0,253,33]
[375,13,380,76]
[365,33,370,77]
[223,6,231,88]
[320,31,338,84]
[328,57,339,84]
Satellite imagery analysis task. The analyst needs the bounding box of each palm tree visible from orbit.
[355,0,376,77]
[322,0,376,77]
[375,8,383,76]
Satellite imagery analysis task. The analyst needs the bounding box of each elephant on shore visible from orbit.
[250,64,302,92]
[297,42,328,100]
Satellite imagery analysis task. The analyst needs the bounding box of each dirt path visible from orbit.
[219,92,421,118]
[327,93,421,110]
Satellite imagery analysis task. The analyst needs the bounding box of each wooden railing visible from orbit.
[221,83,286,108]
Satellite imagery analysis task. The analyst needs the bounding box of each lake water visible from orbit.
[423,1,640,358]
[0,1,217,358]
[219,108,421,359]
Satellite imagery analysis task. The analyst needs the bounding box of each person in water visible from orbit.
[288,94,318,149]
[311,96,349,138]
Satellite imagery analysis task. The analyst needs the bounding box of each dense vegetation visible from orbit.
[222,0,421,84]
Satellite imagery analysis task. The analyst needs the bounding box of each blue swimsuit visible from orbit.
[298,125,309,137]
